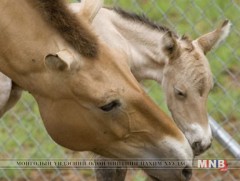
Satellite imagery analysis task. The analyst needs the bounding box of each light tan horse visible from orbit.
[81,6,230,156]
[0,0,193,180]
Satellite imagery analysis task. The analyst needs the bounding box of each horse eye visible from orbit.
[166,45,175,53]
[174,87,186,98]
[100,100,121,112]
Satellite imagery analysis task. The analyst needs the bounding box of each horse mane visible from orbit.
[112,7,198,51]
[31,0,98,58]
[112,7,178,38]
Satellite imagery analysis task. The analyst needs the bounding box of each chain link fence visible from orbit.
[0,0,240,180]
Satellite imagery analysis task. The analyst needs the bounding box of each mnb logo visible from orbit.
[198,160,228,171]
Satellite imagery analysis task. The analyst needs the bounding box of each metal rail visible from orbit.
[209,116,240,159]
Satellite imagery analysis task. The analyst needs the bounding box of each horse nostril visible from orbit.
[192,141,201,155]
[192,141,212,156]
[182,166,192,181]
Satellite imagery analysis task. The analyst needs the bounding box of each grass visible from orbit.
[0,0,239,180]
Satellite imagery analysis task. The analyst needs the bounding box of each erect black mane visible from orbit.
[113,7,178,37]
[31,0,98,58]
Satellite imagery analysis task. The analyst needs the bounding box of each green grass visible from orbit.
[0,0,239,180]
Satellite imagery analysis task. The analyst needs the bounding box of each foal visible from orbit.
[88,6,231,155]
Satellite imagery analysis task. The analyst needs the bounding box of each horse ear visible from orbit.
[195,20,231,54]
[45,50,76,71]
[162,31,179,59]
[77,0,103,22]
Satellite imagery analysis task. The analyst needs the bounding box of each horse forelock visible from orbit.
[29,0,99,58]
[179,35,194,52]
[180,52,212,93]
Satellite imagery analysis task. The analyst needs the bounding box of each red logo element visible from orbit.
[219,160,228,172]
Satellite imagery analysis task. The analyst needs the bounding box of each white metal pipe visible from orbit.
[209,116,240,159]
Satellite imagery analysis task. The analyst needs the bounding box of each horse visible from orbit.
[0,0,193,180]
[85,6,231,156]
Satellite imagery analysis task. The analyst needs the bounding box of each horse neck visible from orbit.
[93,8,166,83]
[0,0,65,94]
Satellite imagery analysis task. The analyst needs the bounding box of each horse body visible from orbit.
[0,73,11,114]
[0,0,193,180]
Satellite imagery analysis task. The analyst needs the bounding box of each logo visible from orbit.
[197,160,228,172]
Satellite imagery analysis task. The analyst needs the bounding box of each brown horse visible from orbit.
[0,0,193,180]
